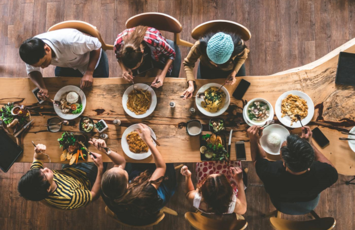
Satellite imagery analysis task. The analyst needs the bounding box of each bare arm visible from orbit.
[29,71,46,89]
[234,180,247,215]
[89,152,104,200]
[89,138,126,168]
[81,48,101,89]
[151,59,173,88]
[248,126,266,164]
[312,142,333,166]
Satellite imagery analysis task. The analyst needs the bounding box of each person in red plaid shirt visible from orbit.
[114,26,176,88]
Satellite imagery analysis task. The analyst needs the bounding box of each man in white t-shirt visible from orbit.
[19,29,109,99]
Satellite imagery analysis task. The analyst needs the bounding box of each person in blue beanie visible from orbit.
[182,32,249,99]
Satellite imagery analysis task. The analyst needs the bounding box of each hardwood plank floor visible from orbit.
[0,0,354,229]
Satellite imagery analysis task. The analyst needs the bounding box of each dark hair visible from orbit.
[199,174,234,215]
[118,26,148,69]
[18,169,50,201]
[199,31,246,65]
[19,38,46,65]
[281,135,315,172]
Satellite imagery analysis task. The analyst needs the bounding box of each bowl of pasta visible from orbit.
[122,83,157,119]
[195,83,230,117]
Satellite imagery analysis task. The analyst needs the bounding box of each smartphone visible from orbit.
[32,88,45,104]
[235,141,246,160]
[232,79,251,100]
[312,127,330,148]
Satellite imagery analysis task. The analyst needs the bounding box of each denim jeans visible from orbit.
[270,194,321,215]
[55,50,109,78]
[197,63,246,79]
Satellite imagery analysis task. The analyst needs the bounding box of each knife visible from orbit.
[227,129,233,164]
[14,120,33,137]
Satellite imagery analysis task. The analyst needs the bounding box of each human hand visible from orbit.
[37,88,49,101]
[247,125,263,142]
[180,165,191,177]
[34,144,46,159]
[225,72,237,85]
[230,166,243,183]
[137,123,153,145]
[151,75,164,88]
[301,126,312,142]
[89,138,107,151]
[122,69,134,82]
[91,152,103,172]
[182,85,194,100]
[80,73,94,89]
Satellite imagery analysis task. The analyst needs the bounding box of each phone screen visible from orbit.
[233,79,251,100]
[32,88,44,104]
[235,141,246,160]
[312,127,330,148]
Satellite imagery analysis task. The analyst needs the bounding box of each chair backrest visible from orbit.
[104,206,165,228]
[47,20,113,50]
[191,20,251,41]
[125,12,182,33]
[270,217,336,230]
[185,212,248,230]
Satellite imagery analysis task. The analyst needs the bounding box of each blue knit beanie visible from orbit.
[206,32,234,65]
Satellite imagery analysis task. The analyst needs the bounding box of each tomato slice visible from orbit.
[71,104,77,110]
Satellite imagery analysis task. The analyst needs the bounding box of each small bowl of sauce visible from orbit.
[186,119,202,136]
[11,106,21,116]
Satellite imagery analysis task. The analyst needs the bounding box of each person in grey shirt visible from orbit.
[19,29,109,99]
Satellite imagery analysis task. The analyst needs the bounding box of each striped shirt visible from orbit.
[31,160,93,210]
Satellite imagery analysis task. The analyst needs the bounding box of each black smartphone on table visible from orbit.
[235,141,246,160]
[312,127,330,148]
[233,79,251,100]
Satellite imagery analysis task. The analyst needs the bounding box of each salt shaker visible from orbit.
[99,133,108,139]
[169,102,175,109]
[189,107,196,115]
[113,119,121,126]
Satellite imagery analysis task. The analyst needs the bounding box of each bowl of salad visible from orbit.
[79,117,94,133]
[0,103,31,134]
[209,118,225,134]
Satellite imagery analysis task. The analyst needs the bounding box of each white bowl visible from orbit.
[275,90,314,128]
[121,124,156,160]
[260,124,290,155]
[195,83,230,117]
[243,98,274,126]
[348,126,355,152]
[122,83,157,119]
[54,85,86,120]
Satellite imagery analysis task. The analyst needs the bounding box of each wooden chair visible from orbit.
[125,12,193,47]
[191,20,251,41]
[105,206,177,228]
[185,211,248,230]
[269,211,336,230]
[47,20,113,50]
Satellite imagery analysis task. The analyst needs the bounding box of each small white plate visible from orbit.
[54,85,86,120]
[348,126,355,152]
[122,83,157,119]
[275,90,314,128]
[260,124,290,155]
[121,124,156,160]
[195,83,230,117]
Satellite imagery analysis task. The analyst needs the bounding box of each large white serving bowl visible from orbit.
[275,90,314,128]
[122,83,157,119]
[260,124,290,155]
[195,83,230,117]
[121,124,156,160]
[243,98,274,126]
[54,85,86,120]
[348,126,355,152]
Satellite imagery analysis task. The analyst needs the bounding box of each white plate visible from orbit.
[243,98,274,127]
[348,126,355,152]
[195,83,230,117]
[260,124,290,155]
[54,85,86,120]
[275,90,314,128]
[122,83,157,119]
[121,124,156,160]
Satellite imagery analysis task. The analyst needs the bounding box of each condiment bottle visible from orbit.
[170,102,175,109]
[99,133,108,139]
[113,119,121,126]
[189,107,196,115]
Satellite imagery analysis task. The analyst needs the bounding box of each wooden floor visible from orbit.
[1,0,355,229]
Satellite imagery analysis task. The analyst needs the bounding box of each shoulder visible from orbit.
[255,159,283,176]
[312,162,338,179]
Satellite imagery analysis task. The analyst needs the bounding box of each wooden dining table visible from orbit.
[2,39,355,176]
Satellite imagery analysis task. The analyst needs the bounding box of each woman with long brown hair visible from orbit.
[94,124,177,226]
[114,26,177,88]
[181,163,247,216]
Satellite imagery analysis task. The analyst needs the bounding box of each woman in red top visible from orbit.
[114,26,176,88]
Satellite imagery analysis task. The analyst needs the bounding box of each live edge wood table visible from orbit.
[3,39,355,176]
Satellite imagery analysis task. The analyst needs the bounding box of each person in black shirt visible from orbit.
[248,125,338,214]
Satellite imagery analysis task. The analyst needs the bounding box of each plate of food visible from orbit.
[57,132,88,165]
[348,126,355,153]
[121,124,156,160]
[195,83,230,117]
[0,103,31,135]
[122,83,157,119]
[200,133,229,161]
[243,98,274,126]
[260,124,290,155]
[275,91,314,128]
[54,85,86,120]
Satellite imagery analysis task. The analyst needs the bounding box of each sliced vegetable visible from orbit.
[72,104,82,114]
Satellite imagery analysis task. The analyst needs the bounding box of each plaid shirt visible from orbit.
[114,27,175,74]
